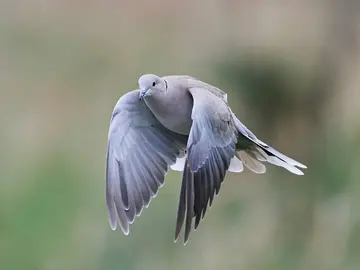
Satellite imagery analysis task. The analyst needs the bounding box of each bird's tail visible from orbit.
[235,143,307,175]
[231,115,307,175]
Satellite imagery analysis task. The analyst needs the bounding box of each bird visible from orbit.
[106,74,307,244]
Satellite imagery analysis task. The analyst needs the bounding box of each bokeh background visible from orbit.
[2,1,360,269]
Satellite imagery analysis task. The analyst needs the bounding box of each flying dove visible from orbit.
[106,74,307,244]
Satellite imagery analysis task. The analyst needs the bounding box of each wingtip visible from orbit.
[119,224,130,235]
[174,235,189,246]
[108,216,117,231]
[183,238,189,246]
[184,230,191,245]
[174,225,182,243]
[174,232,180,243]
[194,219,200,231]
[111,220,130,235]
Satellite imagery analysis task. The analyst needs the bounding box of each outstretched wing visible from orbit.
[106,90,187,234]
[175,87,238,243]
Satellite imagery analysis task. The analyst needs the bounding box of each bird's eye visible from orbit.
[152,82,156,87]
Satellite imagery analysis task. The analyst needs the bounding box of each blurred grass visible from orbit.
[1,1,360,270]
[1,153,83,269]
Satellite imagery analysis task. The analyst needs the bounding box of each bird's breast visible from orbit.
[144,90,193,135]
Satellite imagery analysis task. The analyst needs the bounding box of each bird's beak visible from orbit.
[139,88,148,100]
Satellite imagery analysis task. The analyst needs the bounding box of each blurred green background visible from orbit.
[1,1,360,269]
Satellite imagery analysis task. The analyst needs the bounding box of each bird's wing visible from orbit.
[106,90,187,235]
[175,87,237,243]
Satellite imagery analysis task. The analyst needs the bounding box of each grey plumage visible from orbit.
[106,74,307,244]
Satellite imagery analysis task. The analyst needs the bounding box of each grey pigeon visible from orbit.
[106,74,307,244]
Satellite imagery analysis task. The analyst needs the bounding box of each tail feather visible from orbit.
[239,143,306,175]
[237,150,266,174]
[232,114,307,175]
[228,155,244,173]
[265,154,304,175]
[261,144,307,169]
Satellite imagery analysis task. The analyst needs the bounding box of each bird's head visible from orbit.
[138,74,167,99]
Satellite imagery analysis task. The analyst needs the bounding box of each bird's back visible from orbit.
[163,75,228,103]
